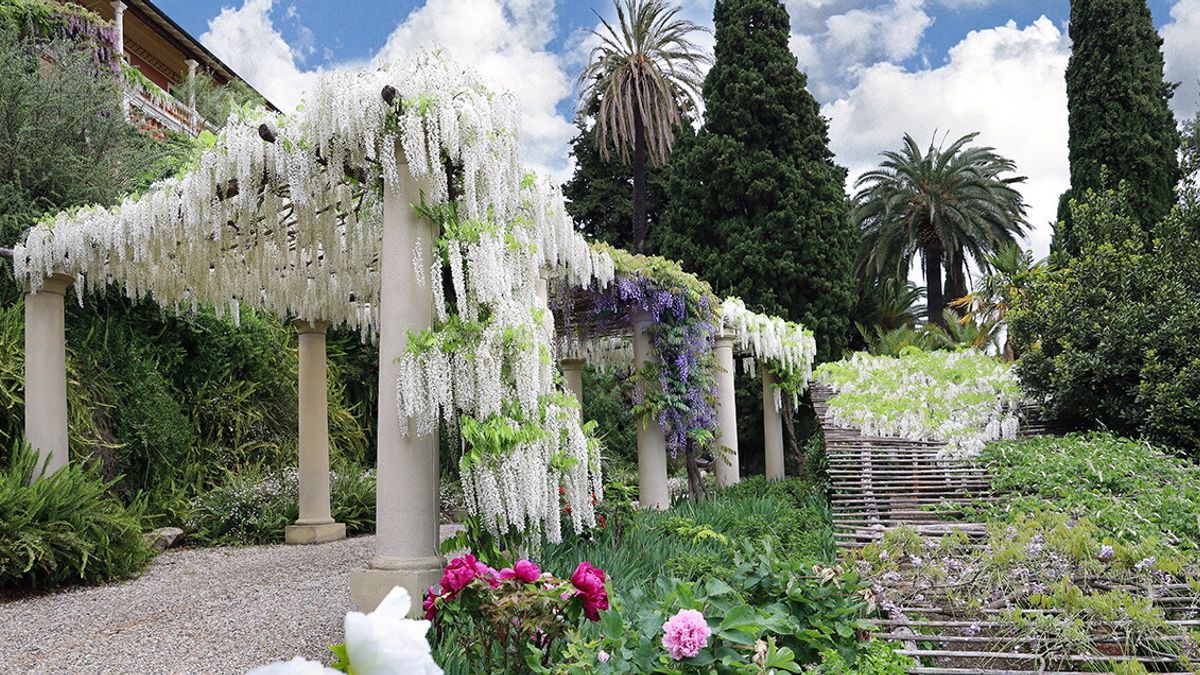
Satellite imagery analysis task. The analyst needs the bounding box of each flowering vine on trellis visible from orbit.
[815,349,1023,457]
[12,51,610,544]
[719,297,817,410]
[556,245,721,457]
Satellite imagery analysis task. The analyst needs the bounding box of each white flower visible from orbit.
[344,586,442,675]
[246,656,339,675]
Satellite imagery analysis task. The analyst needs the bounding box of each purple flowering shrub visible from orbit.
[559,247,720,497]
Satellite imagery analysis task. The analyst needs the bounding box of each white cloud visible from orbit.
[372,0,574,180]
[785,0,934,100]
[199,0,319,113]
[825,16,1071,261]
[1162,0,1200,120]
[202,0,576,179]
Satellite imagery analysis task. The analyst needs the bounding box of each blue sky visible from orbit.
[163,1,1178,75]
[160,0,1200,259]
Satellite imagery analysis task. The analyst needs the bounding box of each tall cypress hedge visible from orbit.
[658,0,855,364]
[1057,0,1180,254]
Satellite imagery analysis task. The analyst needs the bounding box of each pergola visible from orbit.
[5,53,816,612]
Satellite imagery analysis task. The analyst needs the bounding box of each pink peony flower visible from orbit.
[597,650,610,663]
[570,562,609,621]
[439,554,481,594]
[499,559,542,583]
[661,609,710,660]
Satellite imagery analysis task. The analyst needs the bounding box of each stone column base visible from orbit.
[284,522,346,545]
[350,560,442,614]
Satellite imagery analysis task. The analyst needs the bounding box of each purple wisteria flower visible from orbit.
[579,273,720,458]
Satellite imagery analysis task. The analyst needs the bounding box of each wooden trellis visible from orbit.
[811,384,994,549]
[811,383,1198,673]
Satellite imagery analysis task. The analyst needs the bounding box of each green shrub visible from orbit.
[541,478,834,597]
[545,546,872,673]
[185,463,376,545]
[1012,188,1200,452]
[581,365,636,468]
[977,433,1200,549]
[808,639,915,674]
[0,443,150,590]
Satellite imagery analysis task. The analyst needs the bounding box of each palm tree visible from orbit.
[578,0,709,253]
[853,132,1028,325]
[951,242,1041,360]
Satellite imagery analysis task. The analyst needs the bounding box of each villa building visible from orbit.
[67,0,274,137]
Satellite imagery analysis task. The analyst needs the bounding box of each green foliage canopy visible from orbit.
[658,0,855,364]
[1058,0,1180,253]
[1013,188,1200,452]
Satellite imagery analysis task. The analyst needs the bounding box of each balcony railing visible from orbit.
[123,78,212,137]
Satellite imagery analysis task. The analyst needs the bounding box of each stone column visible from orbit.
[561,358,584,407]
[763,370,785,481]
[24,274,74,478]
[111,1,128,118]
[111,2,126,56]
[631,313,669,510]
[285,319,345,545]
[536,267,550,306]
[350,161,441,612]
[713,334,740,488]
[184,59,199,133]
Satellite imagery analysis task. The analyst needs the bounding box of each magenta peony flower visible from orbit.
[499,559,542,583]
[570,562,609,621]
[439,554,481,594]
[473,559,500,588]
[661,609,710,660]
[422,586,438,621]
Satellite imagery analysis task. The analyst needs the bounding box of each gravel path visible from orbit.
[0,530,459,675]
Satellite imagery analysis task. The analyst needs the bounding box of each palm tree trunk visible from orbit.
[943,251,967,307]
[925,244,945,325]
[632,113,648,253]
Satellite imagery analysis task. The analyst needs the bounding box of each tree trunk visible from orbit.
[944,250,967,308]
[781,402,806,481]
[631,113,648,253]
[685,441,707,502]
[925,244,945,325]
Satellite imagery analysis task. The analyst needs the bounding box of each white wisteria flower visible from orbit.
[815,349,1023,458]
[720,297,817,408]
[16,50,609,547]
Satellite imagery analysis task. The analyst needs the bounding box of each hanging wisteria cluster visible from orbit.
[556,335,636,374]
[580,247,721,456]
[15,51,610,543]
[814,349,1024,458]
[719,297,817,410]
[394,174,610,539]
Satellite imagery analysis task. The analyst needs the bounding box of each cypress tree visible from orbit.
[1058,0,1180,254]
[659,0,855,363]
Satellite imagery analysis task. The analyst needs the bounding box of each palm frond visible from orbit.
[578,0,711,167]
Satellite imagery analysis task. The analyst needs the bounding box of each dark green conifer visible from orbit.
[659,0,855,363]
[1057,0,1180,254]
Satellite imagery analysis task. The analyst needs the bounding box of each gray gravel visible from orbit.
[0,529,460,675]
